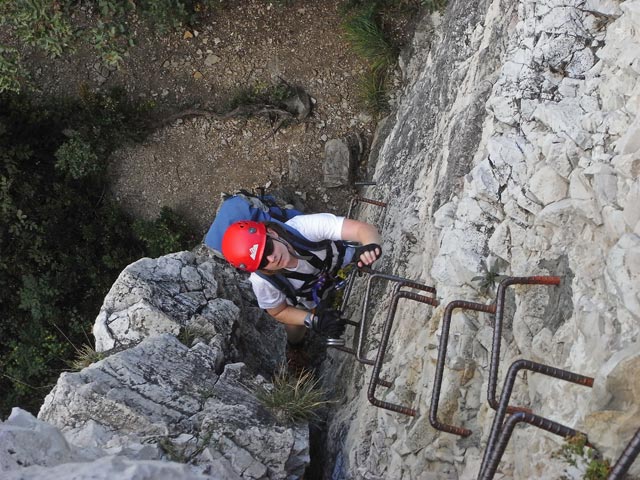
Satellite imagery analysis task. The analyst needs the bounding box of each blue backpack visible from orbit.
[204,190,302,254]
[204,190,350,306]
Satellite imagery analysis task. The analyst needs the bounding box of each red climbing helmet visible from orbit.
[221,221,267,272]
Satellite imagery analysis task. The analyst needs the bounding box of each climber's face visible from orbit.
[259,232,295,270]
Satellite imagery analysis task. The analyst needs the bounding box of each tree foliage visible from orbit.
[0,89,195,416]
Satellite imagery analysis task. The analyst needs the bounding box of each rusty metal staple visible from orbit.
[346,195,388,219]
[608,428,640,480]
[358,268,436,365]
[367,286,438,416]
[429,276,561,437]
[329,266,438,415]
[479,411,586,480]
[478,359,594,478]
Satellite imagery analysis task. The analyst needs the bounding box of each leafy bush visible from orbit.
[55,134,101,179]
[0,0,219,87]
[0,0,74,58]
[133,207,196,259]
[0,46,24,94]
[0,89,195,416]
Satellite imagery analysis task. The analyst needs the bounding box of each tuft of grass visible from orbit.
[256,366,333,424]
[358,67,390,115]
[68,344,105,371]
[342,5,398,72]
[177,324,212,347]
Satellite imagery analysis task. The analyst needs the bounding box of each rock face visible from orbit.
[324,0,640,479]
[1,251,309,480]
[3,1,640,479]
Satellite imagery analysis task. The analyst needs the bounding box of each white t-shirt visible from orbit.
[249,213,346,310]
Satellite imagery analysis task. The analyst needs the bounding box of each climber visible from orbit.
[221,213,382,345]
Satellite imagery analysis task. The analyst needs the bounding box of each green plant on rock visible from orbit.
[68,344,105,371]
[256,366,333,424]
[471,259,508,294]
[555,434,611,480]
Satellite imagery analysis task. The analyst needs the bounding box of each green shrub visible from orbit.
[55,134,102,179]
[0,46,24,94]
[133,207,195,258]
[0,89,196,417]
[0,0,74,58]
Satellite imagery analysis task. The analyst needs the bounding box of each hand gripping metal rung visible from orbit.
[429,276,562,437]
[477,359,594,479]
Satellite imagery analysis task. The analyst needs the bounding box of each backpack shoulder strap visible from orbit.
[256,272,299,306]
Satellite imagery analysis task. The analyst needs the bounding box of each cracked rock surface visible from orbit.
[1,249,306,480]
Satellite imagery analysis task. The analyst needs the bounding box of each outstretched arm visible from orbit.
[340,218,382,267]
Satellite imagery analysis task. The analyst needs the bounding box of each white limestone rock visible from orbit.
[4,455,220,480]
[93,251,225,351]
[0,408,89,471]
[584,344,640,478]
[528,165,569,206]
[39,336,308,479]
[605,233,640,322]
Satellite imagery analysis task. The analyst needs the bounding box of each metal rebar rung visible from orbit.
[488,276,561,409]
[346,195,388,219]
[479,411,585,480]
[429,300,495,437]
[358,268,436,365]
[478,359,594,477]
[429,276,562,437]
[367,289,437,416]
[607,428,640,480]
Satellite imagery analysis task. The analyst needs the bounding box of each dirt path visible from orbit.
[105,1,382,233]
[7,1,419,234]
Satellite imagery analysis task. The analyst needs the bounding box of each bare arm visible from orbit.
[266,302,308,326]
[341,218,382,267]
